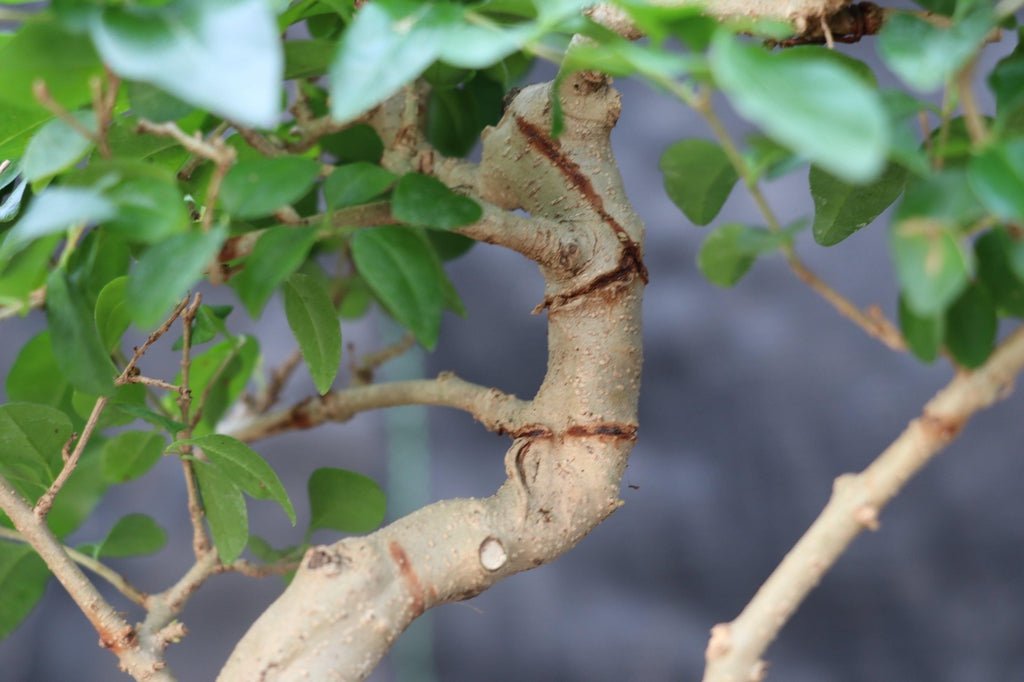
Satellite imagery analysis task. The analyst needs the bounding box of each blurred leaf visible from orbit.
[179,335,258,433]
[127,225,226,329]
[232,226,317,317]
[308,467,386,534]
[0,234,57,305]
[0,544,49,640]
[5,332,74,414]
[697,224,785,287]
[102,431,165,483]
[282,273,341,396]
[391,173,481,230]
[320,124,383,164]
[710,31,887,182]
[125,80,194,122]
[220,157,321,220]
[878,8,994,92]
[46,269,117,396]
[93,513,167,558]
[989,29,1024,125]
[323,162,396,210]
[426,76,503,157]
[284,39,335,79]
[944,282,996,368]
[810,163,907,246]
[171,304,232,350]
[94,276,131,352]
[898,169,985,226]
[20,111,97,183]
[174,434,295,524]
[351,227,454,348]
[968,139,1024,221]
[0,186,116,265]
[90,0,283,127]
[0,403,69,491]
[890,217,971,315]
[975,228,1024,317]
[660,139,738,226]
[104,173,190,243]
[193,459,248,563]
[744,134,802,181]
[899,293,944,363]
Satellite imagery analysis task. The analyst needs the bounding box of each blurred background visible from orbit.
[2,16,1024,682]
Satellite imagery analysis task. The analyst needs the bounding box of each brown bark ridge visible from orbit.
[218,72,646,680]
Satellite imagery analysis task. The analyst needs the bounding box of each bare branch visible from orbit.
[34,396,108,518]
[703,325,1024,682]
[176,295,211,558]
[350,333,415,387]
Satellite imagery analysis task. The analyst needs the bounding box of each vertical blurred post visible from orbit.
[380,320,438,682]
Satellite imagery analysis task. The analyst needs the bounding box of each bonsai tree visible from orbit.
[1,0,1022,679]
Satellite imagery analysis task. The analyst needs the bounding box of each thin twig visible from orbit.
[34,396,109,518]
[117,297,191,383]
[350,334,415,387]
[703,325,1024,682]
[0,527,147,606]
[221,558,300,578]
[175,295,210,558]
[142,550,219,635]
[32,80,100,146]
[251,349,304,414]
[234,125,283,156]
[126,376,181,391]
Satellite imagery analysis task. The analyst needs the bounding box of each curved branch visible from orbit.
[228,374,531,443]
[703,325,1024,682]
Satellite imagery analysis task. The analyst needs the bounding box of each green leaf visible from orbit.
[0,186,116,265]
[94,513,167,558]
[989,29,1024,122]
[46,441,109,539]
[878,9,994,92]
[308,467,386,534]
[0,234,58,306]
[284,39,336,79]
[659,139,739,226]
[323,162,397,210]
[968,140,1024,222]
[231,227,317,317]
[5,332,74,414]
[90,0,283,128]
[391,173,482,230]
[45,269,117,397]
[282,273,342,395]
[220,157,321,220]
[127,225,226,329]
[104,173,190,243]
[0,544,49,640]
[975,228,1024,317]
[20,111,97,183]
[810,163,907,246]
[697,224,784,287]
[320,124,384,164]
[176,335,258,433]
[94,276,131,352]
[898,169,985,227]
[125,80,194,123]
[351,227,453,348]
[944,282,997,368]
[0,403,71,491]
[890,218,971,316]
[898,293,944,363]
[175,434,295,524]
[102,431,165,483]
[710,31,888,182]
[426,75,504,158]
[0,20,102,116]
[193,460,248,563]
[172,304,232,350]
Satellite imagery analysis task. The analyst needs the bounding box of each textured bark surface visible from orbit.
[220,74,647,680]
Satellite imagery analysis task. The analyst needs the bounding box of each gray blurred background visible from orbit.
[3,28,1024,682]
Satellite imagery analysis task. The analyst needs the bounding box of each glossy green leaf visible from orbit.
[20,111,97,182]
[898,293,944,363]
[282,273,341,396]
[975,228,1024,317]
[351,227,453,348]
[391,173,482,230]
[710,31,888,182]
[968,140,1024,221]
[0,403,70,491]
[5,332,74,414]
[193,460,248,563]
[102,431,165,483]
[90,0,283,128]
[890,218,971,315]
[308,467,386,534]
[878,9,994,92]
[697,224,784,288]
[174,434,295,524]
[45,270,117,397]
[810,163,907,246]
[944,282,997,368]
[220,157,321,220]
[0,174,27,223]
[232,227,317,317]
[323,162,397,210]
[94,514,167,558]
[94,276,131,352]
[0,186,116,265]
[659,139,739,226]
[0,544,49,640]
[127,225,226,329]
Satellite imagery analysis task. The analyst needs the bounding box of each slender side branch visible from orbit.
[703,325,1024,682]
[229,374,531,443]
[34,396,109,518]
